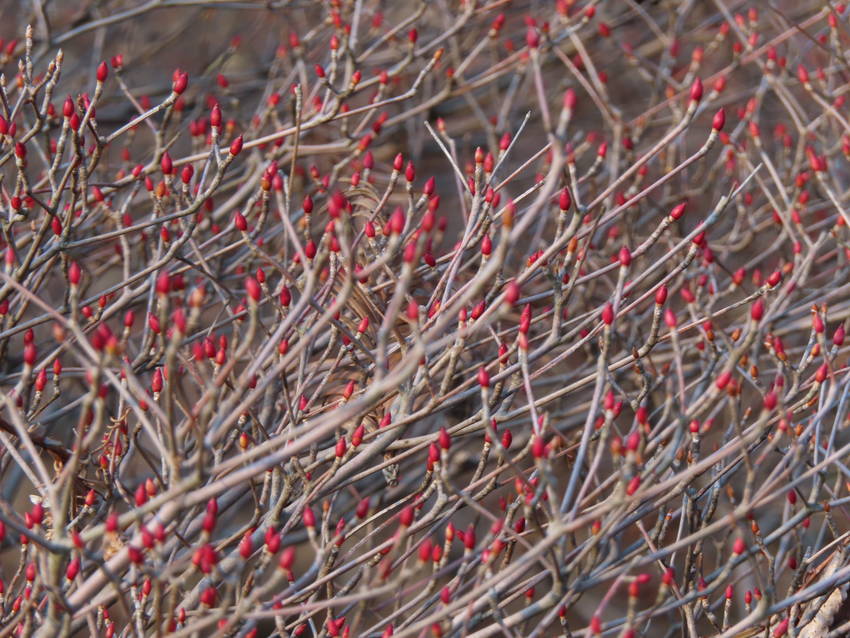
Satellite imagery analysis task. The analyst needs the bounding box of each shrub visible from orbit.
[0,1,846,636]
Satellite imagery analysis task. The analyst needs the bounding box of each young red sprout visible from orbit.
[689,77,703,103]
[733,538,747,555]
[229,135,244,156]
[477,367,490,389]
[601,303,615,325]
[713,107,726,131]
[504,280,520,306]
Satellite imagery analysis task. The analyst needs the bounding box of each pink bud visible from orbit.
[199,586,216,607]
[303,506,316,528]
[767,270,782,287]
[229,135,244,156]
[712,108,726,131]
[278,286,292,307]
[172,72,188,95]
[480,235,492,256]
[773,619,789,637]
[477,367,490,389]
[406,301,419,322]
[156,271,170,295]
[245,276,261,302]
[532,436,546,459]
[278,546,295,571]
[438,427,452,451]
[66,557,80,580]
[751,298,765,322]
[389,207,405,235]
[23,343,36,367]
[27,503,44,529]
[399,506,414,527]
[689,77,703,102]
[504,280,520,306]
[763,391,777,411]
[590,616,602,635]
[69,261,82,286]
[239,533,253,559]
[601,303,614,325]
[597,141,608,158]
[670,202,686,220]
[151,368,163,393]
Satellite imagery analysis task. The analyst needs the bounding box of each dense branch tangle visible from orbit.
[0,1,848,637]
